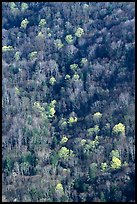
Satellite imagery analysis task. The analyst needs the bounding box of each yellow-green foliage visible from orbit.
[55,183,64,194]
[10,2,19,14]
[70,64,78,71]
[101,162,108,172]
[34,102,45,112]
[21,18,29,29]
[83,3,89,10]
[29,51,37,60]
[89,136,99,148]
[50,100,57,107]
[60,121,67,129]
[123,161,128,167]
[65,34,73,44]
[80,58,88,66]
[48,33,52,37]
[49,77,56,85]
[87,127,94,136]
[110,150,120,158]
[60,136,68,144]
[75,27,84,37]
[49,107,56,117]
[14,51,20,61]
[37,32,45,38]
[54,39,64,49]
[93,112,102,122]
[65,74,71,80]
[2,46,14,52]
[39,19,46,27]
[72,74,80,80]
[112,123,125,135]
[58,147,73,160]
[87,125,100,136]
[111,156,121,169]
[80,139,87,146]
[94,125,100,134]
[68,116,78,124]
[21,2,28,12]
[15,87,20,95]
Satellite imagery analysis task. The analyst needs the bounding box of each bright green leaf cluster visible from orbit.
[21,3,28,12]
[39,19,46,27]
[2,46,14,52]
[15,87,20,95]
[58,147,73,160]
[14,51,20,61]
[87,125,100,136]
[37,32,45,38]
[55,183,64,194]
[83,3,89,11]
[89,136,99,149]
[34,102,45,112]
[29,51,37,60]
[54,39,64,49]
[111,156,121,169]
[72,73,80,80]
[101,162,108,172]
[70,64,78,71]
[65,35,73,44]
[80,58,88,66]
[75,27,84,37]
[68,116,78,124]
[20,18,29,29]
[60,136,68,144]
[80,139,87,146]
[50,100,57,107]
[49,107,56,117]
[65,74,71,80]
[93,112,102,122]
[49,77,56,85]
[112,123,125,135]
[10,2,19,14]
[110,150,120,158]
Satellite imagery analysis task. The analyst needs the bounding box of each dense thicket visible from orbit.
[2,2,135,202]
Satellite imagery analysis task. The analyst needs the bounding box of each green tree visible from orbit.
[29,51,37,60]
[101,162,108,172]
[21,2,28,12]
[110,150,120,158]
[89,163,98,179]
[112,123,125,135]
[68,116,78,124]
[80,58,88,66]
[14,51,21,61]
[65,35,73,44]
[54,39,64,49]
[75,27,84,37]
[111,156,122,169]
[9,2,19,14]
[70,64,78,72]
[93,112,102,123]
[58,147,73,160]
[20,18,29,29]
[72,74,80,80]
[39,19,46,27]
[60,136,68,144]
[2,46,14,52]
[65,74,71,80]
[49,77,56,85]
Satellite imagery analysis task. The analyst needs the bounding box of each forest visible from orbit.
[2,2,135,202]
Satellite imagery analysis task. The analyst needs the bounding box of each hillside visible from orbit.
[2,2,135,202]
